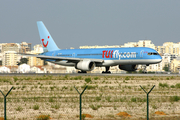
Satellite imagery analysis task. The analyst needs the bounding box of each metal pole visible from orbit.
[80,94,82,119]
[147,94,149,120]
[74,86,88,120]
[0,87,13,120]
[140,85,155,120]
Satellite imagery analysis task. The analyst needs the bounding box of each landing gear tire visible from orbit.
[78,71,87,73]
[102,71,111,74]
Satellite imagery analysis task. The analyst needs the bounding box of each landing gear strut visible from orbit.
[142,65,147,73]
[102,66,111,74]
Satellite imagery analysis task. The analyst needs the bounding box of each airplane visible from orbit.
[21,21,162,73]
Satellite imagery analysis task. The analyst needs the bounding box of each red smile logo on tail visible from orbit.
[41,36,49,47]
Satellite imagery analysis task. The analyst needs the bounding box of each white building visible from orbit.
[138,40,155,49]
[0,66,10,73]
[30,66,45,73]
[79,45,120,49]
[122,40,155,49]
[121,42,138,47]
[17,64,30,73]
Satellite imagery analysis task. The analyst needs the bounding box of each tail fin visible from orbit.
[37,21,59,52]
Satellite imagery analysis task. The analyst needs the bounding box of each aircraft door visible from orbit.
[52,52,55,56]
[72,53,75,58]
[140,50,144,58]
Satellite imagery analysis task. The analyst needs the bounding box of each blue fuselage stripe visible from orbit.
[42,47,162,61]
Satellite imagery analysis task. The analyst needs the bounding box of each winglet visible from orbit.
[37,21,59,52]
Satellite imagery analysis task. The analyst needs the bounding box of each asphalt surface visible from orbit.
[0,73,179,76]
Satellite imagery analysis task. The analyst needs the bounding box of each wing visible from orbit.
[18,53,104,63]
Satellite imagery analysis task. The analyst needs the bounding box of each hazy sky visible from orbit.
[0,1,180,49]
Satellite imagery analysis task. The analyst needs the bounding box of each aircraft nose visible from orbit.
[157,55,162,63]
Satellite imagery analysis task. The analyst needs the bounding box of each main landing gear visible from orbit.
[102,66,111,74]
[78,70,87,73]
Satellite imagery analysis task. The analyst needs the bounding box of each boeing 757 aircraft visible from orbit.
[21,21,162,73]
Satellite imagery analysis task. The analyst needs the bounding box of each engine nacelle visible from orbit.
[119,65,138,71]
[75,60,95,71]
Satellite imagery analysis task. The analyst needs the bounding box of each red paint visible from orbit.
[48,36,50,39]
[41,39,48,47]
[102,50,107,58]
[102,50,113,58]
[105,51,110,58]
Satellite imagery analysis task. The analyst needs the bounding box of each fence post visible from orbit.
[0,87,13,120]
[140,85,155,120]
[74,86,88,120]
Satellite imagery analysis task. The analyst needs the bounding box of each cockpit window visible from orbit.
[148,52,159,55]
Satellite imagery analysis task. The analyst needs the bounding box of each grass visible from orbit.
[131,97,146,102]
[33,104,40,110]
[95,96,101,102]
[49,98,54,102]
[159,83,169,88]
[85,77,92,83]
[169,96,180,102]
[1,75,180,119]
[175,83,180,88]
[15,106,23,112]
[89,104,102,110]
[125,76,130,80]
[51,103,61,109]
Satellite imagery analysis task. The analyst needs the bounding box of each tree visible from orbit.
[43,60,48,65]
[163,64,169,72]
[17,58,29,66]
[138,69,143,73]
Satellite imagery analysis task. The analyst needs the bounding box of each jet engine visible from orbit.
[119,65,138,71]
[75,60,96,71]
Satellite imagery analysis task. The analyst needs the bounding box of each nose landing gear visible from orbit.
[142,65,147,73]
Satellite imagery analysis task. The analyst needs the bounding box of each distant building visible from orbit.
[30,66,45,73]
[17,64,30,73]
[156,46,165,56]
[2,51,18,66]
[20,42,31,53]
[138,40,155,49]
[0,66,10,73]
[170,57,180,73]
[79,45,120,49]
[146,63,162,72]
[157,42,180,56]
[2,43,19,53]
[0,43,6,53]
[27,44,44,66]
[121,42,138,47]
[122,40,155,49]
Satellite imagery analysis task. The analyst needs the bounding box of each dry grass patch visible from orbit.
[36,115,51,120]
[82,114,93,118]
[155,111,166,115]
[116,112,131,117]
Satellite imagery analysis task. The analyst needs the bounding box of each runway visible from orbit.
[0,73,179,76]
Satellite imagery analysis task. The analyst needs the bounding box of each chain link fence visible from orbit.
[1,75,180,120]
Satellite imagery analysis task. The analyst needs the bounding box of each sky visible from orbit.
[0,0,180,49]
